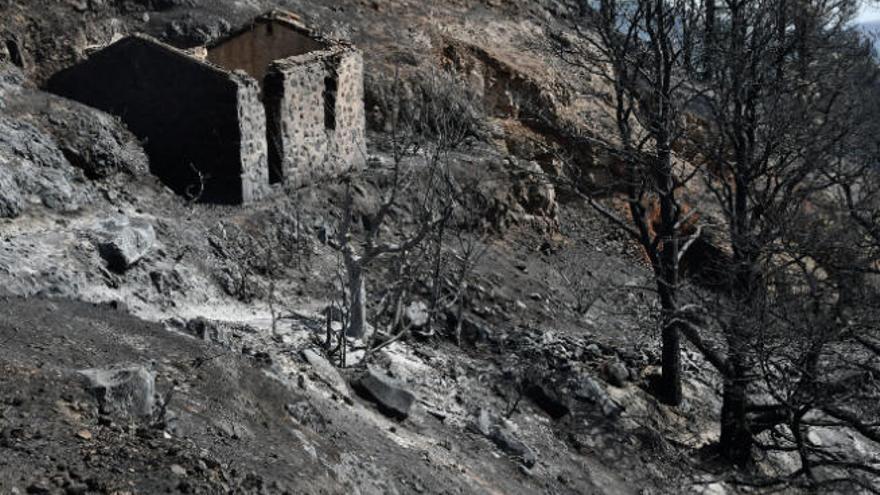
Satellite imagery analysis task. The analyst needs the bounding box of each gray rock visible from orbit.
[524,381,570,419]
[605,361,630,387]
[301,348,350,400]
[470,407,493,437]
[0,116,87,218]
[43,101,149,179]
[185,317,227,345]
[489,425,537,468]
[470,408,536,467]
[78,365,156,418]
[404,301,429,329]
[0,167,23,218]
[352,368,415,420]
[574,376,623,418]
[97,216,156,272]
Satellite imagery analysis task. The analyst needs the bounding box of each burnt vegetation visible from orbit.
[5,0,880,493]
[543,0,880,490]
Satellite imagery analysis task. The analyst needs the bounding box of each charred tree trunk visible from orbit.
[345,261,367,340]
[656,138,683,406]
[720,346,753,466]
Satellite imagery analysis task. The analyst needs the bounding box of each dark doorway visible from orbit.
[324,74,337,130]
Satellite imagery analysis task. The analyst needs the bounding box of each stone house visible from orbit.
[48,11,366,204]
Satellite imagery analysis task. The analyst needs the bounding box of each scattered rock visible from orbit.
[77,365,156,417]
[75,429,92,440]
[352,368,415,420]
[170,464,187,477]
[96,216,156,272]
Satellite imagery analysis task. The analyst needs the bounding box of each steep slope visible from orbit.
[0,1,737,494]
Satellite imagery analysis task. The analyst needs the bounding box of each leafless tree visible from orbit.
[333,69,483,346]
[546,0,705,405]
[550,0,880,483]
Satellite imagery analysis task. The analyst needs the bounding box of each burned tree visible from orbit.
[332,70,483,348]
[548,0,703,405]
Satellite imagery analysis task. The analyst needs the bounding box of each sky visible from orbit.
[858,4,880,24]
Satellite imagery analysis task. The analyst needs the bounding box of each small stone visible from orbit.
[605,361,630,387]
[170,464,187,476]
[75,430,92,441]
[64,483,88,495]
[26,482,51,495]
[404,301,429,329]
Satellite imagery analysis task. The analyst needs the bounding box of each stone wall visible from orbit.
[207,20,327,83]
[48,35,268,204]
[265,47,366,187]
[328,50,366,172]
[234,73,270,203]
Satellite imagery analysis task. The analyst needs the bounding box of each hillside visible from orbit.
[1,1,877,494]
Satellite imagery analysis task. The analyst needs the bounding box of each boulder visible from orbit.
[97,216,156,272]
[78,365,156,417]
[604,361,630,387]
[404,301,429,329]
[470,408,537,467]
[301,349,350,400]
[574,376,623,418]
[352,368,415,420]
[489,425,537,468]
[185,317,228,345]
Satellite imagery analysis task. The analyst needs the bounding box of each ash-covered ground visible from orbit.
[0,1,759,494]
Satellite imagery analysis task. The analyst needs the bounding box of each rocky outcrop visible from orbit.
[0,115,88,218]
[30,97,148,179]
[0,64,147,219]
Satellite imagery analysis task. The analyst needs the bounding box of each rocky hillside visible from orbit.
[0,1,764,494]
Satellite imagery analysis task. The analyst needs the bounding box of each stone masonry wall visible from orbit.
[234,72,270,203]
[207,20,327,83]
[265,47,366,187]
[265,53,329,185]
[48,35,268,204]
[329,49,367,170]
